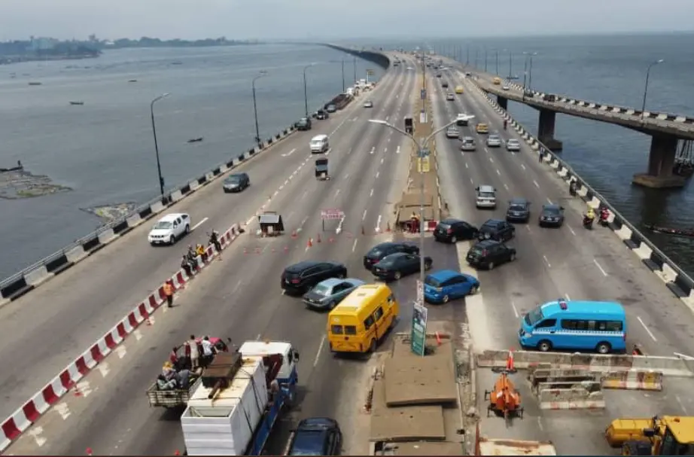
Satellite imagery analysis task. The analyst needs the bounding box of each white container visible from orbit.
[181,356,268,456]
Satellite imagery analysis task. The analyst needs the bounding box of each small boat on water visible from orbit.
[187,137,204,143]
[128,79,138,83]
[644,224,694,239]
[28,82,42,86]
[0,160,23,173]
[69,101,84,106]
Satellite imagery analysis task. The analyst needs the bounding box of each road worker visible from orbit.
[163,279,174,308]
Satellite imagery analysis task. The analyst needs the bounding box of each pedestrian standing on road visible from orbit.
[187,335,200,371]
[181,255,193,277]
[209,230,222,253]
[163,279,175,308]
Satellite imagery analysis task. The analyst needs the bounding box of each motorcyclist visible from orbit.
[586,208,596,221]
[569,180,577,196]
[503,119,508,130]
[209,230,222,253]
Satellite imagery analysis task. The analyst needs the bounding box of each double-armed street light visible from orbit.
[150,92,170,198]
[641,59,664,120]
[368,114,475,284]
[303,63,316,118]
[251,70,268,146]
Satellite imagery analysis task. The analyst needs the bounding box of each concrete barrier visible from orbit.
[538,386,605,410]
[24,266,51,286]
[97,228,116,245]
[126,213,142,228]
[150,201,165,214]
[601,371,663,391]
[170,189,184,202]
[476,350,694,377]
[189,180,200,192]
[65,245,86,263]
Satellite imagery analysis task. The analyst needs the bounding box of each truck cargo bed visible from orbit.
[478,438,557,455]
[147,377,201,408]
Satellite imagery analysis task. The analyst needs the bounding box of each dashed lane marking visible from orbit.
[496,169,501,176]
[191,217,208,231]
[542,255,551,268]
[362,209,368,221]
[510,300,519,318]
[533,179,540,188]
[370,146,375,154]
[352,238,358,252]
[314,335,326,368]
[637,316,658,342]
[593,258,608,276]
[370,188,374,197]
[281,148,296,157]
[376,171,380,179]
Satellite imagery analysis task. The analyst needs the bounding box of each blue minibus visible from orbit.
[518,299,627,354]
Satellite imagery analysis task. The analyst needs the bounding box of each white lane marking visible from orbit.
[273,190,279,197]
[325,148,332,156]
[281,148,296,157]
[97,362,110,378]
[526,225,531,233]
[299,216,308,229]
[314,335,326,367]
[465,162,469,169]
[510,301,519,318]
[134,329,143,341]
[565,293,571,301]
[352,117,357,121]
[55,402,71,420]
[343,173,350,180]
[246,216,255,226]
[496,169,501,176]
[279,185,284,191]
[637,316,658,342]
[533,180,540,188]
[375,214,382,231]
[537,417,544,432]
[484,147,489,153]
[370,146,375,154]
[362,209,368,221]
[546,198,553,204]
[388,137,391,143]
[593,258,608,276]
[352,238,358,252]
[521,163,526,170]
[256,333,262,340]
[675,395,690,415]
[232,280,242,294]
[335,189,341,198]
[542,255,551,268]
[329,116,349,136]
[370,188,374,197]
[284,179,289,186]
[568,226,576,236]
[27,426,47,447]
[191,217,208,230]
[380,158,384,164]
[489,157,494,163]
[115,346,127,359]
[376,171,380,179]
[470,177,474,184]
[384,147,388,153]
[396,146,401,154]
[385,115,389,122]
[503,183,509,190]
[301,190,308,200]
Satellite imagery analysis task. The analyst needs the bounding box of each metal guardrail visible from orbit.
[477,87,694,288]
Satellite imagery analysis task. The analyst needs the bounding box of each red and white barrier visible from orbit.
[425,220,438,232]
[0,224,241,452]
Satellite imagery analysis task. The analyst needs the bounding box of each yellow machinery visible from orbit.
[605,415,694,455]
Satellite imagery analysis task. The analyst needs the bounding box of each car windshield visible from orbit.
[225,176,240,183]
[525,306,544,326]
[489,136,499,140]
[437,223,450,230]
[480,192,495,198]
[154,221,173,230]
[543,207,561,216]
[424,275,441,287]
[508,140,519,144]
[289,430,326,456]
[509,204,526,211]
[378,257,396,267]
[481,222,498,231]
[311,284,332,296]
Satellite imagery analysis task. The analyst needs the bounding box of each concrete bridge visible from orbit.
[323,43,391,70]
[470,69,694,189]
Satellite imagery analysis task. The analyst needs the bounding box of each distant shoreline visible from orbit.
[0,53,99,66]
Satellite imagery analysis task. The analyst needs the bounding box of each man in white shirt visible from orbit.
[186,335,200,370]
[201,336,216,367]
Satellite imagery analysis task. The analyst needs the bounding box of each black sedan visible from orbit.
[363,242,419,270]
[466,240,516,270]
[285,417,342,456]
[372,253,433,281]
[506,198,531,223]
[434,218,478,243]
[539,204,565,227]
[281,261,347,295]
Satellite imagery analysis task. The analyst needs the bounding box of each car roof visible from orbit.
[482,218,504,226]
[159,213,187,222]
[507,138,520,142]
[462,136,475,141]
[298,417,339,429]
[540,299,625,317]
[428,269,462,281]
[440,218,463,225]
[382,252,408,260]
[226,173,245,178]
[509,197,529,205]
[285,260,320,272]
[474,239,501,248]
[542,203,562,211]
[478,185,494,191]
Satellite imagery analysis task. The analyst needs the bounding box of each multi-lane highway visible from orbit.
[3,53,430,455]
[429,60,694,453]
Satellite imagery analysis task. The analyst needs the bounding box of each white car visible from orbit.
[446,127,460,138]
[446,93,455,101]
[506,139,521,151]
[486,134,502,147]
[502,85,510,91]
[364,100,373,108]
[148,213,191,246]
[461,137,476,151]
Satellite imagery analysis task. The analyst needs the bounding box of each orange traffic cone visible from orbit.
[435,331,442,346]
[292,230,298,239]
[307,238,313,248]
[86,448,93,456]
[506,349,515,371]
[317,233,321,243]
[174,451,181,456]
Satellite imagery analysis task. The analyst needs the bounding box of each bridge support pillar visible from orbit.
[537,109,563,151]
[497,95,508,110]
[632,134,686,189]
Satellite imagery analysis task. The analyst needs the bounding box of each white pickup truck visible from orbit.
[148,212,191,246]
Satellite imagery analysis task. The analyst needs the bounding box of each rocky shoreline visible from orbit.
[0,168,71,199]
[80,202,138,223]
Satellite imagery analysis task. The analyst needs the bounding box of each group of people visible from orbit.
[156,335,221,391]
[408,212,421,233]
[180,230,222,277]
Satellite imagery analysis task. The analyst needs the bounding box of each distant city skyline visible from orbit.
[1,0,693,42]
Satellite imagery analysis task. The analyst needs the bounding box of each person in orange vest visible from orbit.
[163,279,175,308]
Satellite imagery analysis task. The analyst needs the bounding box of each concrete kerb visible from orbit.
[472,81,694,309]
[0,222,243,452]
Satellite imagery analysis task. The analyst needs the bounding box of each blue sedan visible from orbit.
[302,278,365,310]
[424,270,479,304]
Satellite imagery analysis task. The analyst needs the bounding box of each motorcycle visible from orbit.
[582,214,595,229]
[599,208,610,227]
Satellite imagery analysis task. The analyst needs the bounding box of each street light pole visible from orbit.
[528,55,534,91]
[341,59,345,93]
[508,50,513,79]
[522,52,529,89]
[495,49,499,75]
[484,48,488,72]
[303,63,315,118]
[353,56,357,85]
[641,59,664,120]
[150,93,170,198]
[368,115,475,284]
[466,45,469,66]
[252,71,267,146]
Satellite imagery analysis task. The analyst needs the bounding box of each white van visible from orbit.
[310,135,329,154]
[475,185,497,209]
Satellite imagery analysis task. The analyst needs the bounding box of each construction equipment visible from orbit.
[484,350,524,421]
[605,415,694,455]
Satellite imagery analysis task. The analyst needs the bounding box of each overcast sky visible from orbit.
[2,0,693,41]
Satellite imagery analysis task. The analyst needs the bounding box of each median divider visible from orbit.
[463,76,694,315]
[601,371,663,391]
[0,222,244,453]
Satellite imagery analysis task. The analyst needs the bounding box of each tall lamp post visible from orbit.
[353,56,357,85]
[150,93,170,198]
[494,49,499,75]
[303,63,316,118]
[251,70,267,146]
[641,59,664,120]
[329,59,347,93]
[506,49,513,79]
[484,48,488,72]
[368,115,475,284]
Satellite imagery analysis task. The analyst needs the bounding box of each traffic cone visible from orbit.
[329,237,335,243]
[255,247,261,254]
[435,331,442,346]
[74,385,83,397]
[506,349,515,371]
[244,247,248,255]
[292,230,298,239]
[386,222,391,232]
[86,448,93,456]
[284,246,289,253]
[146,317,152,326]
[307,238,313,248]
[317,233,321,243]
[174,451,181,456]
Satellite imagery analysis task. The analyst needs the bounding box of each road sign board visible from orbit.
[416,280,424,304]
[420,89,426,100]
[411,302,428,356]
[420,110,427,124]
[321,209,345,220]
[417,156,430,173]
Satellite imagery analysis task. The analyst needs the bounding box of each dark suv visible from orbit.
[466,240,516,270]
[506,198,531,223]
[285,417,342,455]
[363,242,419,270]
[281,261,347,295]
[478,219,515,242]
[434,219,478,243]
[296,117,312,131]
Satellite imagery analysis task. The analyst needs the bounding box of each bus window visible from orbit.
[535,319,556,329]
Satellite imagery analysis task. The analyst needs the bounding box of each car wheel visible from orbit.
[442,295,450,303]
[337,270,346,279]
[185,224,190,234]
[537,340,552,352]
[510,252,516,262]
[425,261,432,271]
[369,339,377,353]
[488,262,495,271]
[484,233,491,240]
[394,271,402,280]
[596,342,611,354]
[450,236,458,243]
[470,285,478,295]
[328,301,336,310]
[169,235,176,245]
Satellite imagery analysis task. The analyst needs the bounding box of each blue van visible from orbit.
[424,270,480,304]
[518,299,627,354]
